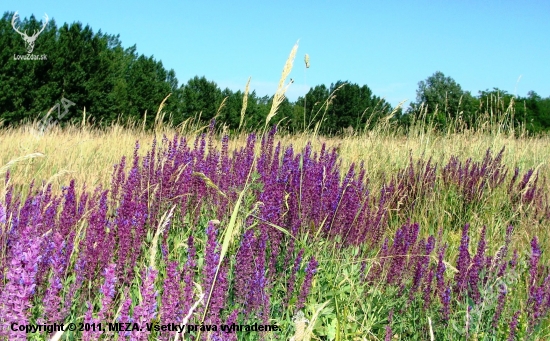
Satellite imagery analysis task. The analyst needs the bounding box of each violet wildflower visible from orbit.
[492,284,507,330]
[0,201,5,224]
[384,310,394,341]
[202,221,228,327]
[117,295,133,340]
[61,257,86,321]
[234,229,255,306]
[469,226,487,304]
[286,249,304,305]
[82,189,110,281]
[410,236,435,301]
[440,285,451,323]
[0,236,43,340]
[130,268,158,341]
[529,237,541,288]
[98,264,117,322]
[182,235,196,320]
[297,257,318,311]
[160,261,182,340]
[247,230,268,316]
[508,167,519,194]
[507,311,520,341]
[59,180,78,237]
[423,265,435,309]
[82,302,97,341]
[41,232,67,325]
[497,226,514,278]
[221,309,239,341]
[455,223,471,296]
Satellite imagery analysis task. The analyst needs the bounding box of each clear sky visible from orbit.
[5,0,550,108]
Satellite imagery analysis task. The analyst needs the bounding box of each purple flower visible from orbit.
[436,244,447,297]
[507,311,520,341]
[492,284,507,330]
[469,226,487,304]
[40,232,67,325]
[234,229,256,306]
[98,264,117,321]
[117,294,133,339]
[455,223,471,296]
[385,310,394,341]
[130,268,158,341]
[82,302,97,341]
[286,249,304,306]
[423,265,435,309]
[182,235,196,321]
[0,201,6,224]
[221,309,239,341]
[0,236,43,340]
[440,286,451,323]
[160,261,182,340]
[529,237,541,288]
[297,257,318,311]
[202,222,228,328]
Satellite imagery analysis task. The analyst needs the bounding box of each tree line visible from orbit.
[1,12,549,134]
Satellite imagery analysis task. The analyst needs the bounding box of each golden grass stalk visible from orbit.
[428,317,435,341]
[174,289,205,341]
[45,169,75,187]
[239,77,251,131]
[308,82,347,137]
[142,109,148,132]
[197,161,255,340]
[192,172,227,198]
[291,301,330,341]
[215,96,229,121]
[0,152,45,176]
[149,205,176,269]
[265,41,299,131]
[154,93,172,132]
[49,330,64,341]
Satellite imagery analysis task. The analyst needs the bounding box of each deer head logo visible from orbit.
[11,11,49,54]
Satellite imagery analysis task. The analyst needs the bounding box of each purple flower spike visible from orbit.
[469,226,487,304]
[297,257,318,311]
[0,236,43,340]
[160,261,183,340]
[98,264,117,321]
[130,268,158,341]
[507,311,521,341]
[455,223,471,296]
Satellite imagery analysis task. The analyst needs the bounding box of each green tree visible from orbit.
[312,81,393,134]
[296,84,330,130]
[0,12,180,128]
[218,88,243,129]
[410,71,475,129]
[180,76,223,124]
[517,91,550,133]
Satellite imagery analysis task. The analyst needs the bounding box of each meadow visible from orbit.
[1,113,550,341]
[1,42,550,341]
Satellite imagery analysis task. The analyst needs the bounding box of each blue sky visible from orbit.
[5,1,550,108]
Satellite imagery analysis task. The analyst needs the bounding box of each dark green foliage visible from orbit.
[179,76,223,124]
[407,72,550,134]
[408,71,476,129]
[0,11,178,127]
[2,12,549,134]
[295,82,393,134]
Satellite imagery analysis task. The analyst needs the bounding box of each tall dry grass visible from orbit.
[1,119,549,194]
